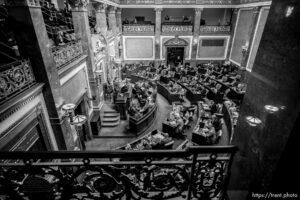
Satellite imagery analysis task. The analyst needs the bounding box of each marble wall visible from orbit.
[230,0,300,195]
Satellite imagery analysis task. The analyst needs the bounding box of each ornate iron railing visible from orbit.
[119,0,270,4]
[120,0,155,4]
[123,25,155,34]
[0,146,237,200]
[51,40,83,70]
[200,25,231,33]
[162,25,193,34]
[0,59,36,105]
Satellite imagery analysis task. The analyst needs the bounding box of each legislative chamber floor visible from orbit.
[85,93,229,150]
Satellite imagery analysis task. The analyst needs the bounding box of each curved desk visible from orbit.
[157,83,181,104]
[177,82,205,104]
[129,102,158,136]
[222,102,235,143]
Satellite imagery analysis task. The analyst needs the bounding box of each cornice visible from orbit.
[0,83,44,123]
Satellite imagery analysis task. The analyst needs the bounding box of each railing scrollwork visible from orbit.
[0,59,36,105]
[0,146,237,200]
[51,40,83,70]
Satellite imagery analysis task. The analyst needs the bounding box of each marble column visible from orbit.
[93,2,107,35]
[116,8,122,33]
[6,0,69,150]
[155,8,162,61]
[191,8,203,61]
[69,0,98,140]
[241,7,261,69]
[230,0,300,195]
[226,8,239,60]
[107,6,118,35]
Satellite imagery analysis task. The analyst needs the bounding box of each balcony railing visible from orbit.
[200,25,231,33]
[162,24,193,34]
[119,0,271,4]
[0,146,237,200]
[123,24,155,34]
[120,0,155,4]
[0,59,36,105]
[51,40,83,70]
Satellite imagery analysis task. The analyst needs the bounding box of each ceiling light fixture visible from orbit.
[246,116,262,127]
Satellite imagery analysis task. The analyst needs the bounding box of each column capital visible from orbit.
[5,0,40,7]
[154,7,163,13]
[116,8,122,14]
[107,6,116,14]
[92,2,107,13]
[195,8,203,14]
[68,0,89,11]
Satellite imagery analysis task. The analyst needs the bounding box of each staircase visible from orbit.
[101,110,120,127]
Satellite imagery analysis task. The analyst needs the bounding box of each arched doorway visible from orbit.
[164,36,188,66]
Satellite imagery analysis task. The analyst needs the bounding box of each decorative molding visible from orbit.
[0,60,36,105]
[162,25,193,34]
[5,0,40,7]
[123,25,155,33]
[0,84,43,124]
[164,35,188,46]
[51,40,83,70]
[123,36,155,60]
[68,0,89,10]
[199,25,231,33]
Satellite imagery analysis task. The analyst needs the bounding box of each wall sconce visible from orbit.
[62,103,87,126]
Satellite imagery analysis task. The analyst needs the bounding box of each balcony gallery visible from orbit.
[1,0,298,199]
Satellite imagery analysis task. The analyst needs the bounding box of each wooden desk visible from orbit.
[129,103,158,136]
[157,83,181,104]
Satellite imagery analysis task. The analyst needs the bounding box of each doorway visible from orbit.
[167,47,184,66]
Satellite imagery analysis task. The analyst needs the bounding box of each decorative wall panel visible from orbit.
[61,63,89,105]
[230,9,253,65]
[123,36,155,60]
[246,7,269,71]
[197,36,229,59]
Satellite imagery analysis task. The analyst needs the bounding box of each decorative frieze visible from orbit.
[5,0,40,7]
[51,40,83,70]
[162,25,193,34]
[199,25,231,33]
[0,60,36,105]
[123,25,155,33]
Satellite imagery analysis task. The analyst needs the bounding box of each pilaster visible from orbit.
[155,8,162,61]
[191,8,203,61]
